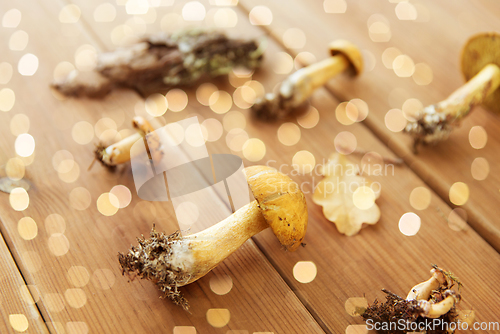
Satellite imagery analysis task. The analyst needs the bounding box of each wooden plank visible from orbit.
[236,0,500,252]
[0,232,49,334]
[72,1,500,333]
[0,0,325,333]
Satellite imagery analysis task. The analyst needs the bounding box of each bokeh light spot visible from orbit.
[345,297,368,316]
[9,30,29,51]
[0,88,15,112]
[67,266,90,287]
[59,4,81,23]
[65,288,87,308]
[210,274,233,295]
[18,53,39,76]
[9,314,28,332]
[242,138,266,161]
[292,150,316,174]
[2,9,22,28]
[334,131,357,154]
[352,186,376,210]
[384,109,407,132]
[48,233,70,256]
[18,217,37,240]
[293,261,317,283]
[97,193,120,216]
[471,157,489,181]
[409,187,431,210]
[469,125,487,149]
[399,212,421,236]
[272,52,294,74]
[277,122,301,146]
[249,6,272,25]
[166,89,188,112]
[449,182,469,206]
[182,1,205,21]
[206,309,230,328]
[69,187,92,211]
[10,187,29,211]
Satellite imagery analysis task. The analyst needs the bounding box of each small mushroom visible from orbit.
[405,32,500,149]
[118,165,308,310]
[252,40,363,121]
[95,116,161,167]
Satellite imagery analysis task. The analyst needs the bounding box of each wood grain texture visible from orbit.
[236,0,500,252]
[0,232,49,334]
[72,1,500,333]
[0,0,324,333]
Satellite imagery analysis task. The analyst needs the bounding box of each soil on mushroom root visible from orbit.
[118,226,190,311]
[362,289,458,334]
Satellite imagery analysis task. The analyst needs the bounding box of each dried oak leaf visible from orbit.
[313,153,380,236]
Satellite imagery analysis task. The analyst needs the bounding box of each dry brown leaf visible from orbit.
[313,153,380,236]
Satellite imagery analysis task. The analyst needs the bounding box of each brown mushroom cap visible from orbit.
[244,166,308,251]
[461,32,500,114]
[329,39,364,76]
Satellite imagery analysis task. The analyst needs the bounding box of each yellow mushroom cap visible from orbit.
[329,39,364,76]
[244,166,308,251]
[461,32,500,114]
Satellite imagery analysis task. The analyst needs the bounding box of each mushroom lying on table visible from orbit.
[94,116,162,168]
[405,32,500,150]
[118,165,308,310]
[252,40,363,121]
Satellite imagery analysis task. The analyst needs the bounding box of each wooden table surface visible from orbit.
[1,0,499,333]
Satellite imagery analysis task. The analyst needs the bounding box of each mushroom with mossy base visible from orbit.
[362,265,472,334]
[252,40,363,121]
[118,166,308,310]
[405,32,500,150]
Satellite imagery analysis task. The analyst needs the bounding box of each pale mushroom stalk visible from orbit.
[418,290,460,318]
[252,40,363,121]
[406,267,448,300]
[95,116,158,167]
[405,32,500,148]
[118,166,308,310]
[278,55,351,109]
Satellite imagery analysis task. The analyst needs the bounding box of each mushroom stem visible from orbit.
[438,63,500,119]
[176,200,267,285]
[405,63,500,145]
[418,290,460,318]
[99,132,143,166]
[279,54,350,109]
[252,39,362,121]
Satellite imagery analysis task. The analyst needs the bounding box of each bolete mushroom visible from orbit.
[405,32,500,149]
[252,40,363,121]
[95,116,162,167]
[118,165,308,310]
